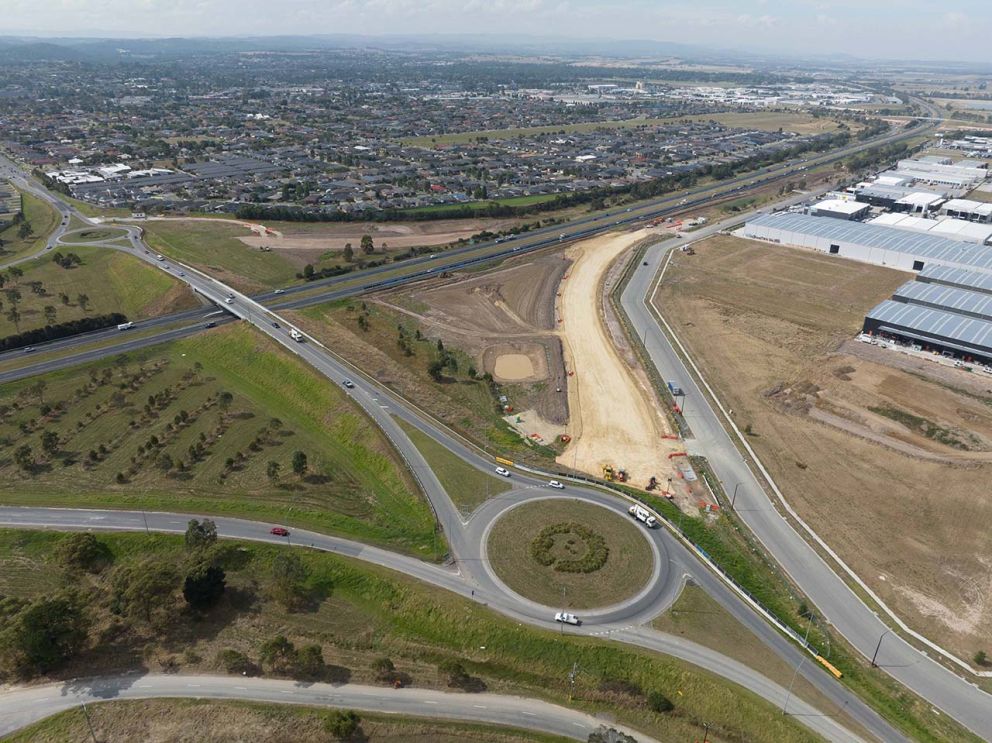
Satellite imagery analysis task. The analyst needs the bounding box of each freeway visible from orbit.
[0,113,939,739]
[0,111,930,364]
[621,209,992,735]
[0,673,649,741]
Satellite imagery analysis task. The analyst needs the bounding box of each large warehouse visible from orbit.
[741,212,992,275]
[741,213,992,363]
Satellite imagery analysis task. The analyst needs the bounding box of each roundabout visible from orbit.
[485,497,657,610]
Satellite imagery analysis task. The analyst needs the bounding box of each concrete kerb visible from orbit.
[286,240,836,660]
[644,232,992,679]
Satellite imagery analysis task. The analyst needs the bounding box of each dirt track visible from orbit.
[556,230,680,485]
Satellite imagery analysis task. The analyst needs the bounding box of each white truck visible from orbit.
[628,504,657,528]
[289,328,304,342]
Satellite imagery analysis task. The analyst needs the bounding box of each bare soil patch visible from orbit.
[237,217,528,255]
[654,233,992,657]
[374,252,571,427]
[556,230,682,488]
[494,353,537,381]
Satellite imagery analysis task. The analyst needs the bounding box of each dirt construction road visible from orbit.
[557,230,680,485]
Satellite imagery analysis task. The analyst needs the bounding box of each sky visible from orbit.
[4,0,992,63]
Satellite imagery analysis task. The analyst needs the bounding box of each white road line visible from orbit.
[473,704,487,709]
[424,700,438,705]
[573,722,588,728]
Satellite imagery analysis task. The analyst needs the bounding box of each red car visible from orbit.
[270,527,290,537]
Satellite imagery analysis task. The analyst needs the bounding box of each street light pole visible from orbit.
[783,656,807,715]
[731,482,742,510]
[871,629,891,668]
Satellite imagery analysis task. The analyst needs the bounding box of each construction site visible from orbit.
[290,226,708,512]
[654,232,992,657]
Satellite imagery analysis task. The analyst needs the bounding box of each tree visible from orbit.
[324,710,360,739]
[184,518,218,552]
[43,305,57,324]
[439,658,469,687]
[342,243,354,262]
[216,648,250,675]
[13,444,33,472]
[157,452,174,472]
[40,430,59,458]
[588,727,637,743]
[55,533,110,573]
[427,360,444,382]
[291,450,308,479]
[76,293,90,311]
[259,634,296,674]
[360,234,374,254]
[30,380,46,404]
[294,643,325,679]
[8,265,22,282]
[303,263,315,279]
[17,221,32,239]
[647,690,674,713]
[266,460,281,482]
[270,552,309,609]
[112,559,179,623]
[2,593,87,677]
[6,306,20,332]
[183,564,226,611]
[976,650,989,667]
[218,391,234,411]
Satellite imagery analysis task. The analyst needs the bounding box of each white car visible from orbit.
[273,289,286,294]
[548,480,564,489]
[225,297,234,304]
[494,466,510,477]
[555,611,580,626]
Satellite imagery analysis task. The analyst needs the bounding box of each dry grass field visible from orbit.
[654,234,992,658]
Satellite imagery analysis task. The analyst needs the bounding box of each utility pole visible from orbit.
[702,722,710,743]
[568,661,579,701]
[730,482,742,510]
[141,510,150,535]
[783,656,807,715]
[81,702,98,743]
[871,629,891,668]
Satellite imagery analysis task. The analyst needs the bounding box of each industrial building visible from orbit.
[939,198,992,223]
[809,198,869,220]
[866,213,992,245]
[741,212,992,275]
[863,269,992,364]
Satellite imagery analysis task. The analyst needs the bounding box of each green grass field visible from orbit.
[487,499,653,609]
[8,700,567,743]
[0,529,822,743]
[0,245,196,337]
[142,220,303,292]
[0,324,438,557]
[395,417,510,514]
[58,227,130,243]
[401,112,843,147]
[398,194,561,215]
[0,191,59,265]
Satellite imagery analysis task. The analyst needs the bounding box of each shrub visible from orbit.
[216,648,250,674]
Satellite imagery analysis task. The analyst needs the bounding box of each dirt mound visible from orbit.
[555,229,681,486]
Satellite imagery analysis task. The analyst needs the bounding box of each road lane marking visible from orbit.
[424,700,437,705]
[473,705,487,709]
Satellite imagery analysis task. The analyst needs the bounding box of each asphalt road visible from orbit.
[0,673,650,741]
[0,504,882,743]
[0,117,937,741]
[622,206,992,737]
[0,113,931,365]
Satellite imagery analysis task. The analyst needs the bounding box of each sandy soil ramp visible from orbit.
[556,230,680,485]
